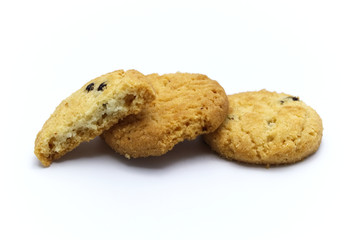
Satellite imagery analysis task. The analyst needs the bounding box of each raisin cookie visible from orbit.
[34,69,155,167]
[203,90,323,166]
[102,72,228,158]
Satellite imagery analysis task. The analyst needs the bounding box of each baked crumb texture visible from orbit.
[203,90,323,166]
[34,70,155,167]
[102,72,229,158]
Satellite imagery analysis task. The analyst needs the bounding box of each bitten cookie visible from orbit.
[34,69,155,167]
[102,72,229,158]
[203,90,323,166]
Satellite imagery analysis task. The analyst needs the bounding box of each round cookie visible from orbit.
[203,90,323,166]
[34,69,156,167]
[102,72,229,158]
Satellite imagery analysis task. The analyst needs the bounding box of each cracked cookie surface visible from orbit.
[102,72,228,158]
[203,90,323,165]
[34,69,155,167]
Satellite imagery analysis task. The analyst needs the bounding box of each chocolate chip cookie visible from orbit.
[102,72,228,158]
[34,69,155,167]
[203,90,323,166]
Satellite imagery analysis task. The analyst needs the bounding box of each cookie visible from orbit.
[203,90,323,166]
[102,72,228,158]
[34,69,156,167]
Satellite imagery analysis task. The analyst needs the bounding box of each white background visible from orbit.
[1,0,360,239]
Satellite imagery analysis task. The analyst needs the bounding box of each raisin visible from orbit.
[291,96,299,101]
[85,83,95,92]
[97,82,107,91]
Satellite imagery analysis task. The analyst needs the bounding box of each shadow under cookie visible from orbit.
[37,136,215,169]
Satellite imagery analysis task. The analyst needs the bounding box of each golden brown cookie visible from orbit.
[102,72,228,158]
[203,90,323,166]
[34,69,156,167]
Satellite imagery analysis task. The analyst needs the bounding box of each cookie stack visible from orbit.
[34,69,323,167]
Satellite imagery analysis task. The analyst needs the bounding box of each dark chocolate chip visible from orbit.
[97,82,107,91]
[85,83,95,92]
[280,96,299,104]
